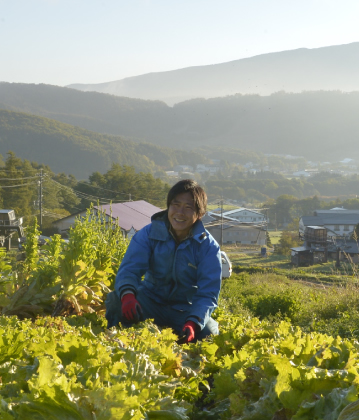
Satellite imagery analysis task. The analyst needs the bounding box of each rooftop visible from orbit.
[95,201,163,231]
[223,208,263,217]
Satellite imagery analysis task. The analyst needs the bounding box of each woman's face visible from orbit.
[168,192,199,241]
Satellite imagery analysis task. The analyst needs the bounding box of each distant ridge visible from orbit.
[2,83,359,163]
[67,43,359,105]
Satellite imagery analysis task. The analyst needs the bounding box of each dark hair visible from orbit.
[167,179,207,218]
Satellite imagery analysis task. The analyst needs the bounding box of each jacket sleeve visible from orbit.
[186,237,222,329]
[115,225,152,297]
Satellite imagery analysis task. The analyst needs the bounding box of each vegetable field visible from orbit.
[1,311,359,419]
[0,213,359,419]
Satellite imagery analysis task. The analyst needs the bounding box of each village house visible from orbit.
[291,226,328,266]
[292,170,311,178]
[291,224,359,266]
[52,200,162,238]
[204,220,266,245]
[195,164,221,174]
[299,208,359,239]
[203,209,267,246]
[165,171,179,177]
[222,208,266,224]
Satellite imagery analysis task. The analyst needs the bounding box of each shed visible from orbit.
[290,244,327,267]
[0,209,24,250]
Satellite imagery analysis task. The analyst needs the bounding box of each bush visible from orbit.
[244,289,302,320]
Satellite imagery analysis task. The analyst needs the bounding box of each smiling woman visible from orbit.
[168,192,199,242]
[106,179,223,344]
[167,180,207,242]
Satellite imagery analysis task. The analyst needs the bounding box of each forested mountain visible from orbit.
[67,43,359,105]
[1,83,359,162]
[0,110,208,179]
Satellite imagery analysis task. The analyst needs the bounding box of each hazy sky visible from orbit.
[1,0,358,86]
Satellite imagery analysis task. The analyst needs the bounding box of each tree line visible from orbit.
[2,151,359,237]
[0,152,170,235]
[205,170,359,211]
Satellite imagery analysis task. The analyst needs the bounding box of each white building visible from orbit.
[222,208,266,224]
[299,208,359,238]
[292,170,311,178]
[195,164,221,174]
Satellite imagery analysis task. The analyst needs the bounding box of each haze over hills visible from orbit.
[0,109,208,179]
[1,83,359,164]
[67,43,359,105]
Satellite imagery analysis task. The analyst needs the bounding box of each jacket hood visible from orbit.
[151,210,168,223]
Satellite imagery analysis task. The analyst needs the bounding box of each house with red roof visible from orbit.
[52,200,163,238]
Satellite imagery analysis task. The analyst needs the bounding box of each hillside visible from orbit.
[0,82,169,142]
[67,43,359,105]
[1,84,359,162]
[0,110,207,179]
[169,91,359,162]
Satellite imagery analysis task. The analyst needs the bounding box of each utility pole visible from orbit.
[38,169,43,231]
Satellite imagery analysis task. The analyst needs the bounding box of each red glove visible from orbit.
[182,321,197,343]
[121,293,143,323]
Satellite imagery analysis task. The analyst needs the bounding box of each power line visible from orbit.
[75,180,167,202]
[0,169,166,212]
[48,178,113,204]
[43,209,70,218]
[50,178,167,204]
[52,202,86,213]
[0,168,44,173]
[0,182,38,188]
[0,175,40,180]
[75,181,129,195]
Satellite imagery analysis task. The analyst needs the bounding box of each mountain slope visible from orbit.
[0,110,207,179]
[67,43,359,105]
[0,82,169,141]
[1,83,359,162]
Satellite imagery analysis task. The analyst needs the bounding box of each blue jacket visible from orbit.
[115,210,222,330]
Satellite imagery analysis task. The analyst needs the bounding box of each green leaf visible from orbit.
[13,389,88,420]
[338,399,359,420]
[28,356,64,390]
